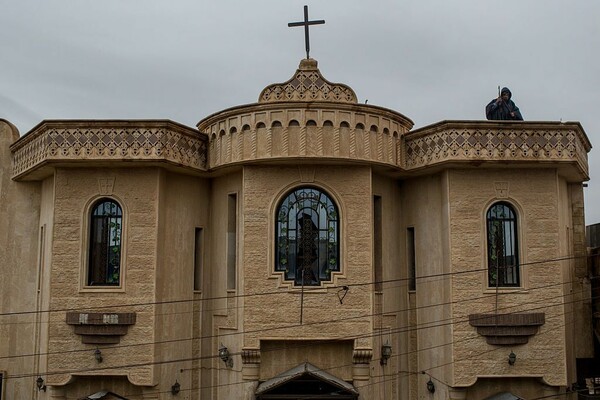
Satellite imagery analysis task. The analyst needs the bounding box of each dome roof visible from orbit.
[259,58,357,104]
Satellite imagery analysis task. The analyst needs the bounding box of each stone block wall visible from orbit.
[46,167,161,387]
[240,165,374,395]
[448,168,569,387]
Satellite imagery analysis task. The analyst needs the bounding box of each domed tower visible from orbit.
[198,58,413,169]
[196,59,414,399]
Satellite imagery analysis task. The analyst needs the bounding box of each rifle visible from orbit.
[496,85,514,119]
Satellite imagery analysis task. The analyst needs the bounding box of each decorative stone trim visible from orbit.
[469,313,545,345]
[494,181,509,198]
[404,121,591,180]
[241,348,261,364]
[259,59,357,104]
[66,312,136,344]
[98,177,116,195]
[10,120,207,180]
[352,348,373,364]
[199,105,408,169]
[198,115,590,182]
[298,166,316,183]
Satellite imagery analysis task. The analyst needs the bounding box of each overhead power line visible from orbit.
[0,272,594,362]
[27,302,590,399]
[5,288,595,383]
[0,252,590,319]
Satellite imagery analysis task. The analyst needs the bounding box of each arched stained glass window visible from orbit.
[88,199,123,286]
[487,202,519,287]
[276,187,339,286]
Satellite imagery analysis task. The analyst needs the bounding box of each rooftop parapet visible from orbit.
[404,120,591,181]
[10,120,207,180]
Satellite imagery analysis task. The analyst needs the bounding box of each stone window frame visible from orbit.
[81,196,127,292]
[274,185,341,287]
[485,201,521,288]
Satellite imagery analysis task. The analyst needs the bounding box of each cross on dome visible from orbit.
[288,5,325,59]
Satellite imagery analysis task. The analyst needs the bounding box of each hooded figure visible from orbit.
[486,87,523,120]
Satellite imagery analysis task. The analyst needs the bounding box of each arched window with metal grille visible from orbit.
[486,202,520,287]
[275,187,340,286]
[88,198,123,286]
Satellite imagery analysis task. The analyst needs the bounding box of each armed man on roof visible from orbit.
[486,87,523,120]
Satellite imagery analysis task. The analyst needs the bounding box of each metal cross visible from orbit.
[288,5,325,59]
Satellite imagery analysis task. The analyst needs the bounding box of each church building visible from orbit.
[0,22,594,400]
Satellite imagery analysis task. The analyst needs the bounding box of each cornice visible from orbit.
[197,101,414,132]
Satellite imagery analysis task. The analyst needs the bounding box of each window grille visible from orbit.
[487,202,519,287]
[88,199,122,286]
[275,187,339,285]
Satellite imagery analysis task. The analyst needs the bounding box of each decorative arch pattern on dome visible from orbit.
[259,59,358,104]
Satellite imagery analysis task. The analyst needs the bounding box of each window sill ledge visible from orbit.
[80,286,125,293]
[483,287,528,294]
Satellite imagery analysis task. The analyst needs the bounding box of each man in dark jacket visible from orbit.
[486,87,523,120]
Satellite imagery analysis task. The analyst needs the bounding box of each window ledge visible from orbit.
[80,286,125,293]
[483,287,528,294]
[271,271,346,291]
[284,287,331,294]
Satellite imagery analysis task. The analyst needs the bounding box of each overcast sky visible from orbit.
[2,0,599,224]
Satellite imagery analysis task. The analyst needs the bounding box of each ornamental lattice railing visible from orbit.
[10,120,207,179]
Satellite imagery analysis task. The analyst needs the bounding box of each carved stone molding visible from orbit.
[200,106,408,169]
[98,177,115,195]
[352,348,373,364]
[260,58,357,104]
[241,348,261,365]
[352,348,372,382]
[10,120,207,180]
[404,121,590,180]
[469,312,545,345]
[66,312,136,344]
[298,166,316,183]
[494,181,509,198]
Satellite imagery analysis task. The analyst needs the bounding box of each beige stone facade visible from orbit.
[0,58,594,399]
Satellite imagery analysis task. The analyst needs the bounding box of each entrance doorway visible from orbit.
[255,362,358,400]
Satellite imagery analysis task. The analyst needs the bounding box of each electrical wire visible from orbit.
[2,252,596,397]
[0,252,590,319]
[1,271,595,362]
[45,301,594,399]
[5,286,596,382]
